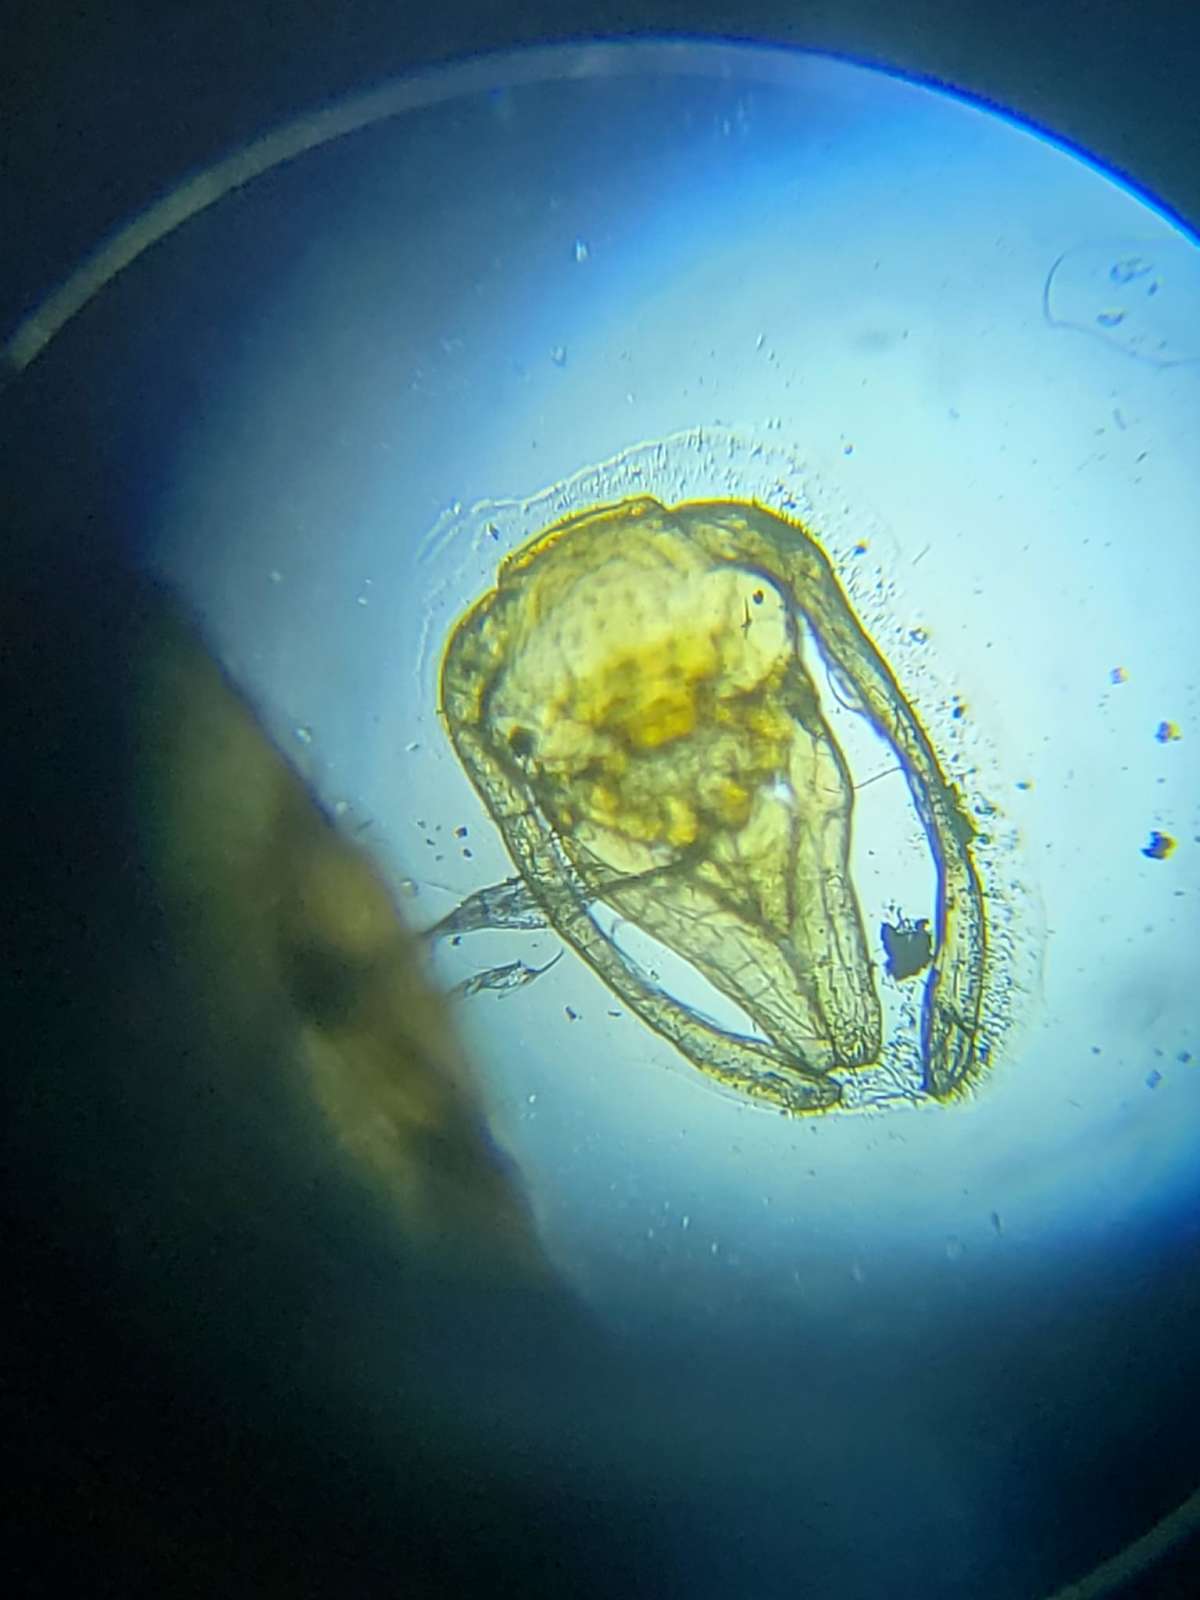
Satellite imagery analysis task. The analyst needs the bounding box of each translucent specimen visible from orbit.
[451,951,563,1001]
[1042,237,1200,367]
[439,495,989,1113]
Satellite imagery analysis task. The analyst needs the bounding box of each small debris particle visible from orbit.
[1146,1069,1163,1090]
[1141,830,1176,861]
[880,917,932,981]
[990,1211,1003,1235]
[1110,666,1128,684]
[454,825,469,838]
[565,1005,579,1021]
[1155,721,1181,743]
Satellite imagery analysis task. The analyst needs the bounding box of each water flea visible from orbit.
[437,489,1003,1113]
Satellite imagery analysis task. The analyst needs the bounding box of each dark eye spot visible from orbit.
[752,589,764,605]
[508,727,535,759]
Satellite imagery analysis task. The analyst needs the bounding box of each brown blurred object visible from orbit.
[134,598,552,1283]
[2,434,639,1592]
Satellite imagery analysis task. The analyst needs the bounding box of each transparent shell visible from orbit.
[439,494,991,1114]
